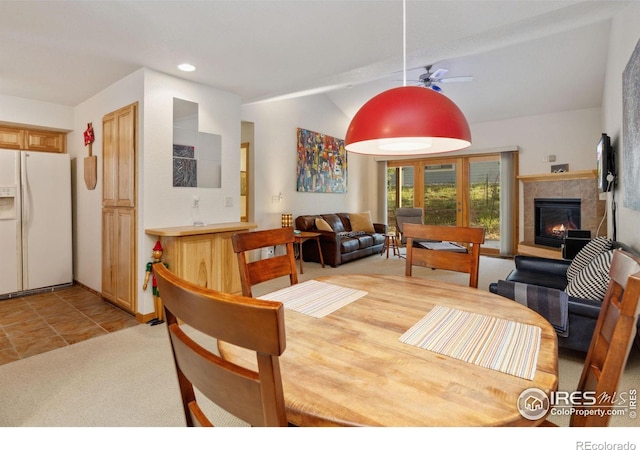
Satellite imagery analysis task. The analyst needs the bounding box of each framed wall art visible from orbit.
[173,144,197,187]
[296,128,347,193]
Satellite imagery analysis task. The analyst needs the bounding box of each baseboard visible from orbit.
[137,312,157,324]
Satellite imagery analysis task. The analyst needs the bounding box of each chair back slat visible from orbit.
[570,249,640,427]
[403,223,485,288]
[154,263,288,427]
[232,227,298,297]
[246,253,298,287]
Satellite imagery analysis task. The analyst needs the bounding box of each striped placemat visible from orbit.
[399,305,541,380]
[258,280,367,318]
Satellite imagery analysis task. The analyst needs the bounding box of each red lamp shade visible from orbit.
[345,86,471,155]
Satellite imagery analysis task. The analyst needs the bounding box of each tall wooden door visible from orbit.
[102,102,137,314]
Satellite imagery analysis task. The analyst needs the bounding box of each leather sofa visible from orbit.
[489,241,639,353]
[295,213,386,267]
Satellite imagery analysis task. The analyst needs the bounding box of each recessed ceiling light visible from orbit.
[178,63,196,72]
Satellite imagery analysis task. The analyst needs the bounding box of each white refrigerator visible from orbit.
[0,150,73,298]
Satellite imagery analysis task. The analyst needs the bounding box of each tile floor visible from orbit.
[0,285,140,366]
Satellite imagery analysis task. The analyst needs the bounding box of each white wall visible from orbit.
[139,69,241,314]
[71,69,145,293]
[241,95,378,228]
[0,95,74,131]
[469,107,602,175]
[142,69,241,229]
[602,2,640,249]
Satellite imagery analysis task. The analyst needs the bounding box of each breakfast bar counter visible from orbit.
[145,222,257,294]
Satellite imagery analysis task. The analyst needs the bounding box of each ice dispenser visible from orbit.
[0,187,17,220]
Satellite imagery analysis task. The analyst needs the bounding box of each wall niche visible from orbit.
[172,98,222,188]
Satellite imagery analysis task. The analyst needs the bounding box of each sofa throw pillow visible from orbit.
[350,211,375,233]
[566,236,613,282]
[565,249,615,301]
[315,217,333,231]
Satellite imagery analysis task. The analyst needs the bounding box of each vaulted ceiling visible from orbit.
[0,1,629,124]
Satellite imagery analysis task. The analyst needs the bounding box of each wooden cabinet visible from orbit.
[145,223,257,294]
[103,103,136,207]
[0,126,24,149]
[25,130,66,153]
[168,235,215,288]
[102,207,136,312]
[102,102,138,314]
[0,126,66,152]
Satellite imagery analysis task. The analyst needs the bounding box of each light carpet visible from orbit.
[0,253,638,430]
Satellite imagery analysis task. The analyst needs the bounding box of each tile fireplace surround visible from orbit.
[520,170,606,252]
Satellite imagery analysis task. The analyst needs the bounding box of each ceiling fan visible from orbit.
[417,65,473,92]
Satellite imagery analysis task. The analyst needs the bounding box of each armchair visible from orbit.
[395,208,423,246]
[490,240,640,352]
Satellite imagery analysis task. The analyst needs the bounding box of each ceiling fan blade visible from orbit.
[430,68,448,80]
[439,76,473,83]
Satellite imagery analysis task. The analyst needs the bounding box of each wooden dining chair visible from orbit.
[153,262,288,427]
[404,223,485,288]
[544,248,640,427]
[231,226,298,297]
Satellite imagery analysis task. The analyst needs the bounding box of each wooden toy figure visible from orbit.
[143,240,167,325]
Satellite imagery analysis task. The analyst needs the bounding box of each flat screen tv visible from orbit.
[597,133,614,192]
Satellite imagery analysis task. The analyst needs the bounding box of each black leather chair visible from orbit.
[489,241,640,353]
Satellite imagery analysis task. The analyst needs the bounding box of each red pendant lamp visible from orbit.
[345,86,471,155]
[345,1,471,156]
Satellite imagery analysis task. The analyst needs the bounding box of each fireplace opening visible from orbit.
[534,198,581,248]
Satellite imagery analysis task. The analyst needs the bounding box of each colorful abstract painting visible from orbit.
[296,128,347,193]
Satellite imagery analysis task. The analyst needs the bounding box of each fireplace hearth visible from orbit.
[534,198,581,248]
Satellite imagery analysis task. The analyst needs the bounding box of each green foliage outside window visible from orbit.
[387,181,501,240]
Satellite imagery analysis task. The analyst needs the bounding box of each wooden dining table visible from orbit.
[218,274,558,427]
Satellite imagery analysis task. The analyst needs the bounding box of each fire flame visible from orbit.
[551,224,566,236]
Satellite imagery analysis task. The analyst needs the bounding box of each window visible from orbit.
[386,151,518,256]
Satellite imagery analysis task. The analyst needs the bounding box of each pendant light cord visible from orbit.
[403,0,407,87]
